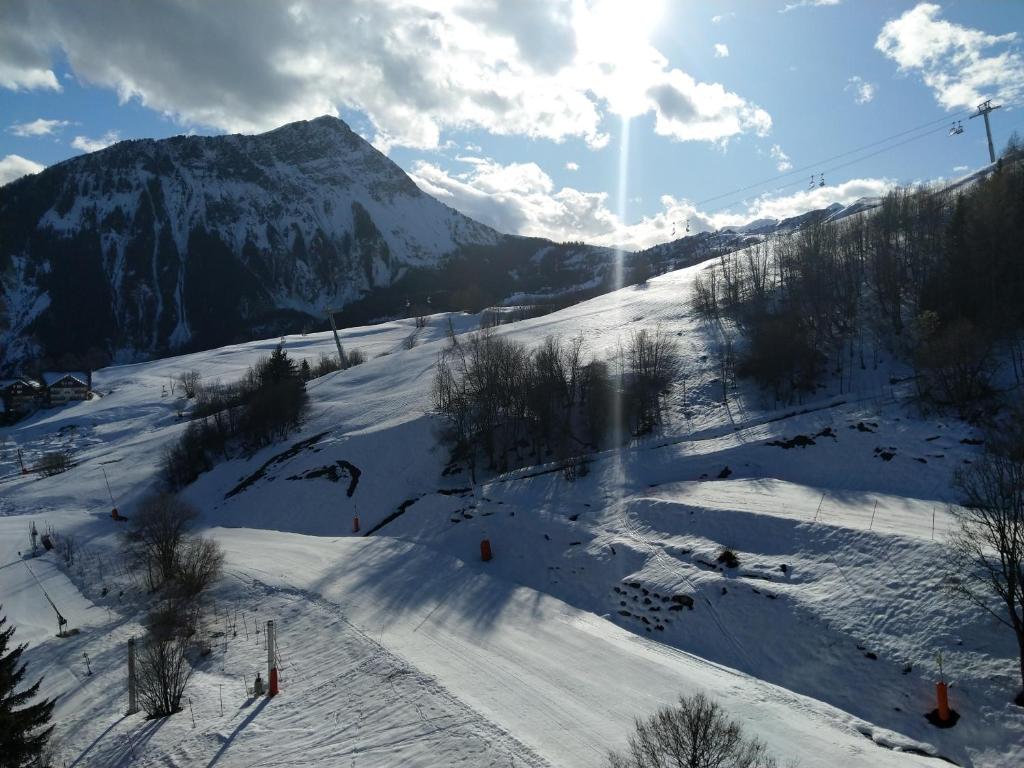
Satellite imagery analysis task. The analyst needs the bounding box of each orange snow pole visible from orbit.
[352,515,360,533]
[936,682,950,723]
[480,539,492,562]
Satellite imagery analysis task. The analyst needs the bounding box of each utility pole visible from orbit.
[324,308,347,368]
[969,99,1002,164]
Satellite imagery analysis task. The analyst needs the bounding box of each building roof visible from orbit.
[0,377,42,390]
[42,372,90,388]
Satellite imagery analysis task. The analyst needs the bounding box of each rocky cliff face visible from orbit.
[0,116,507,369]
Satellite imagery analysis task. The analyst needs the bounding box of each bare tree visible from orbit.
[56,534,76,568]
[35,451,72,477]
[135,636,193,718]
[950,453,1024,701]
[175,538,224,598]
[126,495,199,588]
[607,692,780,768]
[179,370,201,399]
[625,328,681,434]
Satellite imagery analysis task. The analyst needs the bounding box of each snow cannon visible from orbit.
[480,539,492,562]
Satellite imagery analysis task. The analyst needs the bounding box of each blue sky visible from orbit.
[2,1,1023,248]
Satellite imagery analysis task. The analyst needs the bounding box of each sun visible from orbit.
[576,0,668,118]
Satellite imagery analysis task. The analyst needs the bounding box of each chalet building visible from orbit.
[42,372,93,406]
[0,377,44,414]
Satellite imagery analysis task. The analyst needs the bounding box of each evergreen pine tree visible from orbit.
[261,345,297,386]
[0,609,55,768]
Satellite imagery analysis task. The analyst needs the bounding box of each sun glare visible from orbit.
[577,0,667,118]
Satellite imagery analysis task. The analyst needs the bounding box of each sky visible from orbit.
[1,0,1023,250]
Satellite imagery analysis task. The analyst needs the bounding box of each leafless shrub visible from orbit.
[57,534,76,567]
[179,370,201,399]
[136,635,193,718]
[625,328,681,434]
[35,451,72,477]
[174,538,224,598]
[314,351,342,377]
[915,314,995,416]
[125,495,199,588]
[950,452,1024,699]
[607,693,780,768]
[346,348,366,367]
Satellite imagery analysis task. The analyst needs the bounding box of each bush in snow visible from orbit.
[178,369,201,399]
[607,692,780,768]
[432,331,617,479]
[623,328,681,435]
[174,537,224,599]
[125,494,199,589]
[135,635,193,718]
[35,451,72,477]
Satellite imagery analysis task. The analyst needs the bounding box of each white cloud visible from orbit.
[0,2,62,91]
[711,13,735,24]
[0,0,771,150]
[0,154,45,185]
[780,0,840,13]
[846,75,876,104]
[647,70,772,143]
[952,165,968,172]
[71,130,121,153]
[565,161,579,171]
[410,154,892,251]
[713,44,730,58]
[770,144,792,171]
[876,3,1024,109]
[0,63,61,91]
[8,117,69,136]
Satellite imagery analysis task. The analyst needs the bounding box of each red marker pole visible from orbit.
[936,682,950,723]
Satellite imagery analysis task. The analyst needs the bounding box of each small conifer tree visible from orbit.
[0,609,55,767]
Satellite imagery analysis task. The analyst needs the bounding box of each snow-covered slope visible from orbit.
[1,252,1021,767]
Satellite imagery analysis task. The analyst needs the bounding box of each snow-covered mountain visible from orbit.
[0,116,619,372]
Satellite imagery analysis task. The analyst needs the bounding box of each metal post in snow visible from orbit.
[127,637,139,715]
[267,619,279,696]
[814,493,825,522]
[869,500,878,531]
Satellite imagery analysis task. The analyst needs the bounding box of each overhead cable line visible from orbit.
[692,108,975,209]
[702,122,957,216]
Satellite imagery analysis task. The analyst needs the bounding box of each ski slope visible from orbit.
[1,254,1021,767]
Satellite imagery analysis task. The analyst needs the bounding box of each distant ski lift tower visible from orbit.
[969,99,1002,163]
[324,307,347,368]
